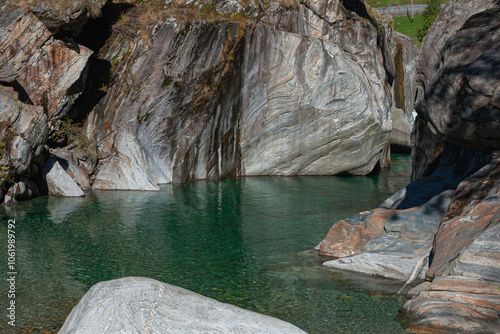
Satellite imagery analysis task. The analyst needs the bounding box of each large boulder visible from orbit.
[86,0,399,189]
[58,277,307,334]
[239,24,390,176]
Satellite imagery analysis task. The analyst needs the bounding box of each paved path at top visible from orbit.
[374,4,444,17]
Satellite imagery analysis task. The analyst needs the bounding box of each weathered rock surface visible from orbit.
[402,276,500,333]
[426,157,500,281]
[51,149,92,190]
[390,108,412,152]
[3,177,41,205]
[412,0,499,178]
[42,158,84,197]
[418,7,500,153]
[323,252,428,281]
[0,91,49,177]
[58,277,307,334]
[0,9,93,119]
[88,3,397,189]
[30,0,107,36]
[0,1,99,203]
[239,24,390,176]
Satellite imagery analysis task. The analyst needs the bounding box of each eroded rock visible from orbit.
[403,276,500,333]
[89,9,393,189]
[0,91,49,177]
[58,277,307,334]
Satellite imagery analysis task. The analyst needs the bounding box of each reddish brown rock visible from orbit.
[17,39,92,119]
[319,208,390,257]
[0,10,92,119]
[402,276,500,333]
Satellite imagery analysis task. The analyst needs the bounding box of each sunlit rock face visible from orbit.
[2,0,418,196]
[88,0,399,190]
[239,24,390,176]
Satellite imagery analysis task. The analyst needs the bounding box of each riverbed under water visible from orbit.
[1,155,413,333]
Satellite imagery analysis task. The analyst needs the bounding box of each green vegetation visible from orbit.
[50,118,99,159]
[393,14,424,47]
[162,75,173,87]
[391,0,443,47]
[417,0,442,41]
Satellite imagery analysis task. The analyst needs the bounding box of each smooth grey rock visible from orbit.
[390,108,412,152]
[239,24,390,176]
[43,158,84,197]
[58,277,307,334]
[323,252,428,281]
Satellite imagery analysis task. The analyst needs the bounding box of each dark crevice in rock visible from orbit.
[75,1,134,52]
[3,81,32,104]
[67,2,133,124]
[340,0,369,19]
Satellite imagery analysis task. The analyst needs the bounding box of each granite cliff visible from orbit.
[0,0,417,200]
[320,0,500,332]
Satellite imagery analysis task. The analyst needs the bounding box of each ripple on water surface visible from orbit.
[0,155,412,333]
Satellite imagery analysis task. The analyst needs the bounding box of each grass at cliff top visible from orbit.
[366,0,446,7]
[393,14,425,47]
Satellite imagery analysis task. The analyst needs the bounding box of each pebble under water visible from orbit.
[0,155,413,333]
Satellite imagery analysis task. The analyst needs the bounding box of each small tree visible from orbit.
[417,0,442,42]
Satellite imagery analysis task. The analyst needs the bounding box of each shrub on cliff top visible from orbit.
[417,0,442,41]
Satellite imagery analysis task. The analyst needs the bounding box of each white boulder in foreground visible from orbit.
[59,277,307,334]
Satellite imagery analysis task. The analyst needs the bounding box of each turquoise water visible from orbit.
[1,155,412,333]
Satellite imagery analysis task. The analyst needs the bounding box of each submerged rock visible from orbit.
[58,277,307,334]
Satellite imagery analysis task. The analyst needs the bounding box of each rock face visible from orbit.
[84,0,418,190]
[412,0,499,179]
[0,1,101,203]
[58,277,307,334]
[1,0,419,200]
[240,24,389,176]
[320,1,500,332]
[402,276,500,333]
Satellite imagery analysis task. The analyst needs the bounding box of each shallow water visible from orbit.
[0,155,412,333]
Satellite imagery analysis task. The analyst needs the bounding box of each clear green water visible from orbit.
[1,155,412,333]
